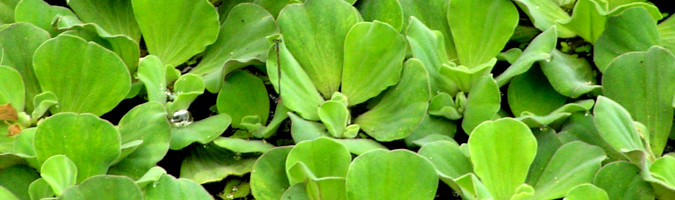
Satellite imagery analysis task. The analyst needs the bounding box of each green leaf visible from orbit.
[281,183,310,200]
[399,0,456,60]
[495,26,557,87]
[277,0,361,97]
[135,166,167,189]
[251,147,292,200]
[33,34,131,116]
[428,92,461,120]
[166,74,204,113]
[508,66,566,117]
[31,91,58,121]
[266,37,324,121]
[461,75,500,134]
[180,144,256,184]
[191,3,279,92]
[563,0,608,44]
[647,156,675,193]
[34,113,120,183]
[540,49,600,98]
[530,141,607,199]
[593,96,646,154]
[405,17,457,95]
[14,0,75,36]
[346,149,438,200]
[0,23,49,112]
[405,114,457,146]
[418,140,472,192]
[513,0,576,37]
[170,114,231,150]
[558,113,625,161]
[448,0,518,68]
[54,15,140,74]
[438,59,495,93]
[318,100,349,138]
[137,55,167,103]
[355,58,429,141]
[593,161,655,200]
[144,174,212,200]
[131,0,219,67]
[285,137,351,185]
[603,46,675,156]
[565,183,609,200]
[0,186,19,200]
[67,0,141,43]
[0,165,39,200]
[356,0,403,31]
[59,175,143,200]
[334,139,387,155]
[0,66,24,111]
[306,177,347,200]
[40,155,77,196]
[217,70,269,128]
[526,129,563,188]
[213,137,275,153]
[515,100,595,128]
[109,102,171,179]
[0,0,19,25]
[290,112,327,143]
[342,21,406,106]
[659,15,675,53]
[468,118,537,200]
[593,7,659,72]
[28,178,53,200]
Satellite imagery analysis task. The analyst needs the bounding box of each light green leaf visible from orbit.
[468,118,537,200]
[180,144,257,184]
[515,100,595,128]
[213,137,275,153]
[0,0,19,25]
[30,91,58,121]
[28,178,53,200]
[144,174,212,200]
[342,21,405,106]
[170,113,231,150]
[251,147,292,200]
[418,140,472,190]
[593,7,659,72]
[593,96,646,154]
[495,26,557,87]
[59,175,143,200]
[67,0,141,43]
[399,0,456,60]
[131,0,219,67]
[647,156,675,194]
[508,66,566,117]
[461,75,500,134]
[306,177,347,200]
[281,183,310,200]
[0,66,23,111]
[593,161,655,200]
[166,74,204,113]
[266,37,324,121]
[34,113,120,183]
[137,55,167,103]
[659,15,675,53]
[448,0,518,68]
[277,0,361,97]
[405,17,457,95]
[318,100,349,138]
[530,141,607,200]
[513,0,576,37]
[603,46,675,156]
[33,34,131,116]
[428,92,461,120]
[558,113,625,161]
[439,58,495,93]
[334,139,387,155]
[355,58,429,141]
[356,0,403,31]
[109,102,171,179]
[526,129,563,188]
[563,0,608,44]
[135,166,167,189]
[540,49,600,98]
[0,23,49,112]
[346,149,438,200]
[0,165,39,200]
[285,137,351,185]
[191,3,279,92]
[40,155,77,196]
[564,183,609,200]
[0,186,18,200]
[217,70,269,128]
[289,112,327,143]
[14,0,75,36]
[405,114,457,146]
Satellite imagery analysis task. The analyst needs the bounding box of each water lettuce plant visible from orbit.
[1,0,675,199]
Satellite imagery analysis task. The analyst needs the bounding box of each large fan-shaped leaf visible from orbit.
[285,137,351,185]
[277,0,361,97]
[399,0,456,60]
[59,175,142,200]
[131,0,219,67]
[33,35,131,116]
[356,0,403,31]
[217,70,269,128]
[251,147,292,200]
[67,0,141,42]
[593,161,654,200]
[144,174,212,200]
